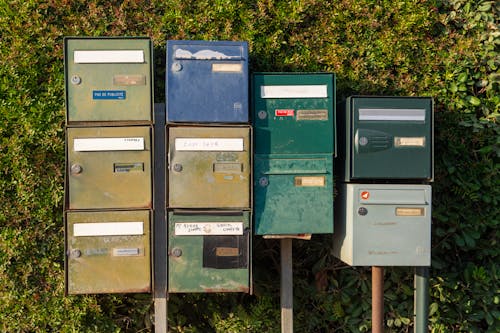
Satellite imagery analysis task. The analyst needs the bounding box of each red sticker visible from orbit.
[275,109,294,117]
[361,191,370,200]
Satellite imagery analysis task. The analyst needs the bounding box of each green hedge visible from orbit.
[0,0,498,332]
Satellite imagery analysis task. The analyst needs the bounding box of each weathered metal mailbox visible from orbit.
[168,210,251,293]
[65,37,153,123]
[166,40,249,123]
[337,96,433,181]
[168,125,251,209]
[333,184,431,266]
[66,210,151,294]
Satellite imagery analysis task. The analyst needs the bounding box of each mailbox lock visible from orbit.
[258,110,267,119]
[172,62,183,72]
[358,207,368,216]
[70,75,82,85]
[259,177,269,187]
[170,248,182,257]
[173,163,183,172]
[70,249,82,258]
[70,164,83,175]
[359,136,369,146]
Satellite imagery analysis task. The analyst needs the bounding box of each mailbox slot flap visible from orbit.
[260,158,327,175]
[359,189,428,205]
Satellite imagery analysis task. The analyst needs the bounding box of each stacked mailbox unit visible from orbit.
[252,73,336,236]
[166,40,252,293]
[64,37,154,294]
[333,96,433,267]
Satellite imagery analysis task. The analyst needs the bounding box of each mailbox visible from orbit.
[66,126,152,210]
[166,40,249,123]
[168,126,251,209]
[168,210,251,293]
[66,210,151,294]
[338,96,433,181]
[333,184,431,266]
[254,154,334,235]
[65,37,153,123]
[252,73,336,155]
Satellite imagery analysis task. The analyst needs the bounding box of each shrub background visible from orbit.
[0,0,498,332]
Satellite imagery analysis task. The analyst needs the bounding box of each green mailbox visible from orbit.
[338,96,433,181]
[252,73,336,155]
[168,210,251,293]
[65,37,153,123]
[333,184,431,266]
[66,210,151,294]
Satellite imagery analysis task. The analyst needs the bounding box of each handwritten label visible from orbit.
[175,222,243,236]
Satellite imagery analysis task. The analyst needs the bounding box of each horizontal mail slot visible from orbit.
[359,189,428,205]
[112,248,142,256]
[74,50,145,63]
[260,85,328,98]
[74,137,145,151]
[212,63,243,72]
[175,222,244,236]
[175,138,244,151]
[74,222,144,237]
[261,158,327,175]
[358,108,426,121]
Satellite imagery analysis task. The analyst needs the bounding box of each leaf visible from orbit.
[467,96,481,106]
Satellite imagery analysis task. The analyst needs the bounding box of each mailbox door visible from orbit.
[253,73,335,155]
[333,184,431,266]
[349,97,433,180]
[168,126,250,209]
[66,210,151,294]
[168,211,251,293]
[166,40,248,122]
[254,154,334,235]
[65,37,152,123]
[67,126,152,210]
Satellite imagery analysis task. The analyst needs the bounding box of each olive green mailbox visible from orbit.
[338,96,433,181]
[168,210,251,293]
[65,37,153,123]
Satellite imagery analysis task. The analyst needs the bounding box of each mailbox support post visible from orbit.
[414,267,429,333]
[281,239,293,333]
[372,266,384,333]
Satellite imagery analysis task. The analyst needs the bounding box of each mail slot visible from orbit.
[166,40,249,122]
[65,37,153,123]
[66,126,152,209]
[338,96,433,181]
[252,73,336,154]
[254,154,334,235]
[168,126,251,209]
[333,184,431,266]
[65,210,151,294]
[168,210,251,293]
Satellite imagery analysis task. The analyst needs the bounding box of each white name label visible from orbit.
[175,222,244,236]
[212,63,243,72]
[74,50,145,63]
[74,222,144,237]
[260,85,328,98]
[175,138,244,151]
[394,137,426,147]
[358,108,426,121]
[74,137,145,151]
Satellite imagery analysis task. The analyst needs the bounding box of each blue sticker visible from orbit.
[93,90,126,100]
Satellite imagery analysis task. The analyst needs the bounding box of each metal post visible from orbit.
[414,267,429,333]
[372,266,384,333]
[281,238,293,333]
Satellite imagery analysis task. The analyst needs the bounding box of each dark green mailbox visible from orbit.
[252,73,336,155]
[338,96,433,181]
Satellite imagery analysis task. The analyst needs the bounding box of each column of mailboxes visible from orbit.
[252,73,336,236]
[165,40,252,293]
[64,37,154,294]
[333,96,433,267]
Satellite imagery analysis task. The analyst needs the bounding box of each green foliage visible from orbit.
[0,0,498,332]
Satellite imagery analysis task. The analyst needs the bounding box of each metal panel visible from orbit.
[333,184,431,266]
[166,40,249,122]
[65,37,152,123]
[67,126,152,209]
[254,154,334,235]
[168,126,251,209]
[339,96,433,181]
[253,73,336,155]
[168,210,251,293]
[66,210,151,294]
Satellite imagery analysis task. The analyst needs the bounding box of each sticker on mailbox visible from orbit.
[275,109,295,117]
[175,222,243,236]
[92,90,126,100]
[361,191,370,200]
